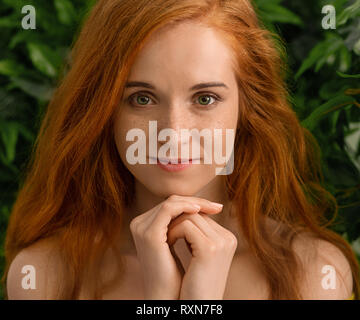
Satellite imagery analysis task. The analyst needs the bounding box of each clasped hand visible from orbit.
[129,195,238,300]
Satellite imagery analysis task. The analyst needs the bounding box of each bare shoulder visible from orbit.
[6,235,64,300]
[291,231,353,299]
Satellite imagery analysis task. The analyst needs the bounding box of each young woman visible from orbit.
[2,0,359,300]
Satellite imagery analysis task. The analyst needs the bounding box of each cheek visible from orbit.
[208,106,238,171]
[114,123,135,168]
[210,98,239,129]
[113,112,149,164]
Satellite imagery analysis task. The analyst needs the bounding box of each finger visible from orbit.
[136,196,223,229]
[150,196,224,229]
[168,195,224,214]
[129,202,163,226]
[200,213,237,241]
[167,219,208,248]
[149,200,202,231]
[130,201,200,239]
[150,196,224,231]
[168,213,218,239]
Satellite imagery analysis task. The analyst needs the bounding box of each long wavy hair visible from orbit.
[2,0,359,299]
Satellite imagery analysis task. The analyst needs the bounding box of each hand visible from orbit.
[129,195,223,299]
[167,210,238,300]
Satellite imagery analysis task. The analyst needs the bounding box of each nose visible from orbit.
[157,102,193,133]
[156,102,195,156]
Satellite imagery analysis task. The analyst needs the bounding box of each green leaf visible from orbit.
[2,0,28,10]
[0,121,35,143]
[0,60,27,77]
[255,0,284,7]
[16,122,35,142]
[259,4,303,26]
[330,109,342,133]
[9,31,42,49]
[301,95,356,131]
[54,0,77,25]
[327,152,360,186]
[0,121,19,164]
[10,76,54,101]
[336,71,360,78]
[337,0,360,26]
[0,15,20,28]
[296,35,343,79]
[27,42,62,78]
[354,38,360,55]
[296,42,328,79]
[338,46,351,72]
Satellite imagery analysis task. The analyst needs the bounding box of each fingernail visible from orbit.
[211,202,223,209]
[193,204,201,211]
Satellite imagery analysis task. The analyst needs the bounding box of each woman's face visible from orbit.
[114,21,239,198]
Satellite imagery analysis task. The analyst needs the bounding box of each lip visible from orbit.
[148,157,200,172]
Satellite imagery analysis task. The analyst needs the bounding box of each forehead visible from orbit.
[128,22,235,81]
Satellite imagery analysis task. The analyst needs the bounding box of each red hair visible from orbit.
[2,0,359,299]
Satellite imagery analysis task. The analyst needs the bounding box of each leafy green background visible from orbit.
[0,0,359,300]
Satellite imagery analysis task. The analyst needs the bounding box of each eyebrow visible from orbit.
[124,81,229,90]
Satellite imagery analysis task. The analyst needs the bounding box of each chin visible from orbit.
[144,179,206,198]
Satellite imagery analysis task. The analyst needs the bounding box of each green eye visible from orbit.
[136,95,150,105]
[197,95,218,106]
[127,92,154,107]
[127,92,222,108]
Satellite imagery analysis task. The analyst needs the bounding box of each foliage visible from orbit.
[0,0,359,300]
[255,0,360,259]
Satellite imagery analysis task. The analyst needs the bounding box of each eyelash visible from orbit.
[126,91,223,108]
